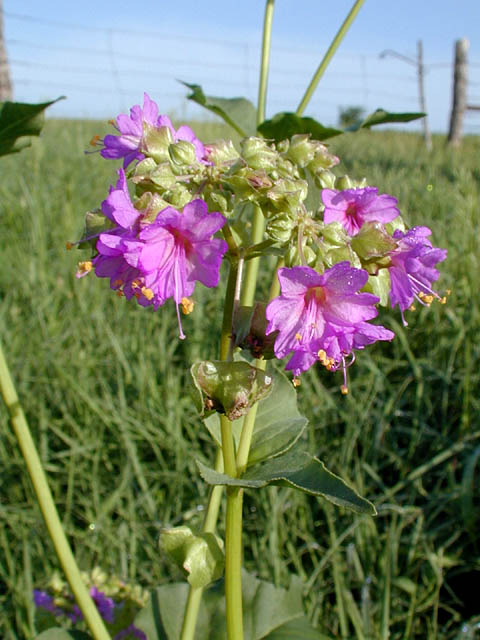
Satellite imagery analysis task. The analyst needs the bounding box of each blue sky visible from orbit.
[4,1,480,133]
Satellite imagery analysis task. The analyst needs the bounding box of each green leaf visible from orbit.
[203,367,308,466]
[198,448,376,515]
[182,82,257,137]
[257,112,343,142]
[35,630,92,640]
[159,525,224,588]
[0,97,64,157]
[134,571,306,640]
[347,108,426,132]
[263,616,332,639]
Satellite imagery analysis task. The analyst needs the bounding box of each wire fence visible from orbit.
[5,10,480,133]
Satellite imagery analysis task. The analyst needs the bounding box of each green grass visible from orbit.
[0,120,479,639]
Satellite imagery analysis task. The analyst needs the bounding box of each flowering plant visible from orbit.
[0,3,448,640]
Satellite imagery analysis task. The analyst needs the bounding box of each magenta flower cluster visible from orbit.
[80,93,447,381]
[80,169,227,339]
[265,187,446,377]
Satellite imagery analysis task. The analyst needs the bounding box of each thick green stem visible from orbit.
[296,0,366,116]
[0,340,111,640]
[225,487,244,640]
[181,260,238,640]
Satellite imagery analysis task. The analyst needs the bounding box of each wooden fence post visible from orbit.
[447,38,469,147]
[0,0,12,101]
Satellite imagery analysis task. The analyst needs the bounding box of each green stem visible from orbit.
[257,0,275,127]
[296,0,366,116]
[225,487,244,640]
[242,0,275,309]
[0,340,111,640]
[181,260,239,640]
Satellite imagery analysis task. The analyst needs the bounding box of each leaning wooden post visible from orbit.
[417,40,432,150]
[447,38,469,147]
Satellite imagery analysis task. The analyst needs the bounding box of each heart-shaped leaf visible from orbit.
[182,82,257,138]
[198,447,376,515]
[0,97,64,156]
[257,112,342,143]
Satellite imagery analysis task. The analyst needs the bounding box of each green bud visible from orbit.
[284,242,316,267]
[142,122,173,163]
[134,191,170,223]
[207,139,240,166]
[241,137,278,171]
[228,167,272,201]
[321,221,349,247]
[168,140,197,166]
[267,178,308,212]
[351,222,397,261]
[204,188,231,215]
[286,134,316,168]
[314,170,336,190]
[164,184,192,209]
[133,159,177,190]
[308,142,339,173]
[190,360,273,421]
[160,526,224,589]
[265,211,296,243]
[334,174,368,190]
[334,175,354,190]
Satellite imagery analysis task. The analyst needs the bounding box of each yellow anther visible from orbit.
[422,294,434,305]
[340,384,349,395]
[65,241,74,250]
[131,279,141,289]
[295,333,302,341]
[409,304,416,312]
[318,349,335,370]
[77,260,92,274]
[89,134,101,147]
[181,297,194,314]
[292,377,301,387]
[446,289,451,295]
[440,296,447,304]
[141,287,154,301]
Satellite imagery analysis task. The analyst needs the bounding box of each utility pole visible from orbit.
[447,38,469,147]
[379,41,432,150]
[0,0,12,101]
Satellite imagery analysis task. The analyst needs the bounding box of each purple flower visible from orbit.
[137,199,228,337]
[101,169,142,229]
[114,624,147,640]
[100,93,159,167]
[322,187,400,235]
[98,93,205,167]
[265,262,394,379]
[33,589,61,615]
[388,226,447,324]
[90,586,115,624]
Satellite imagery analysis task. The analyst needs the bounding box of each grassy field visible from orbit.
[0,119,479,639]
